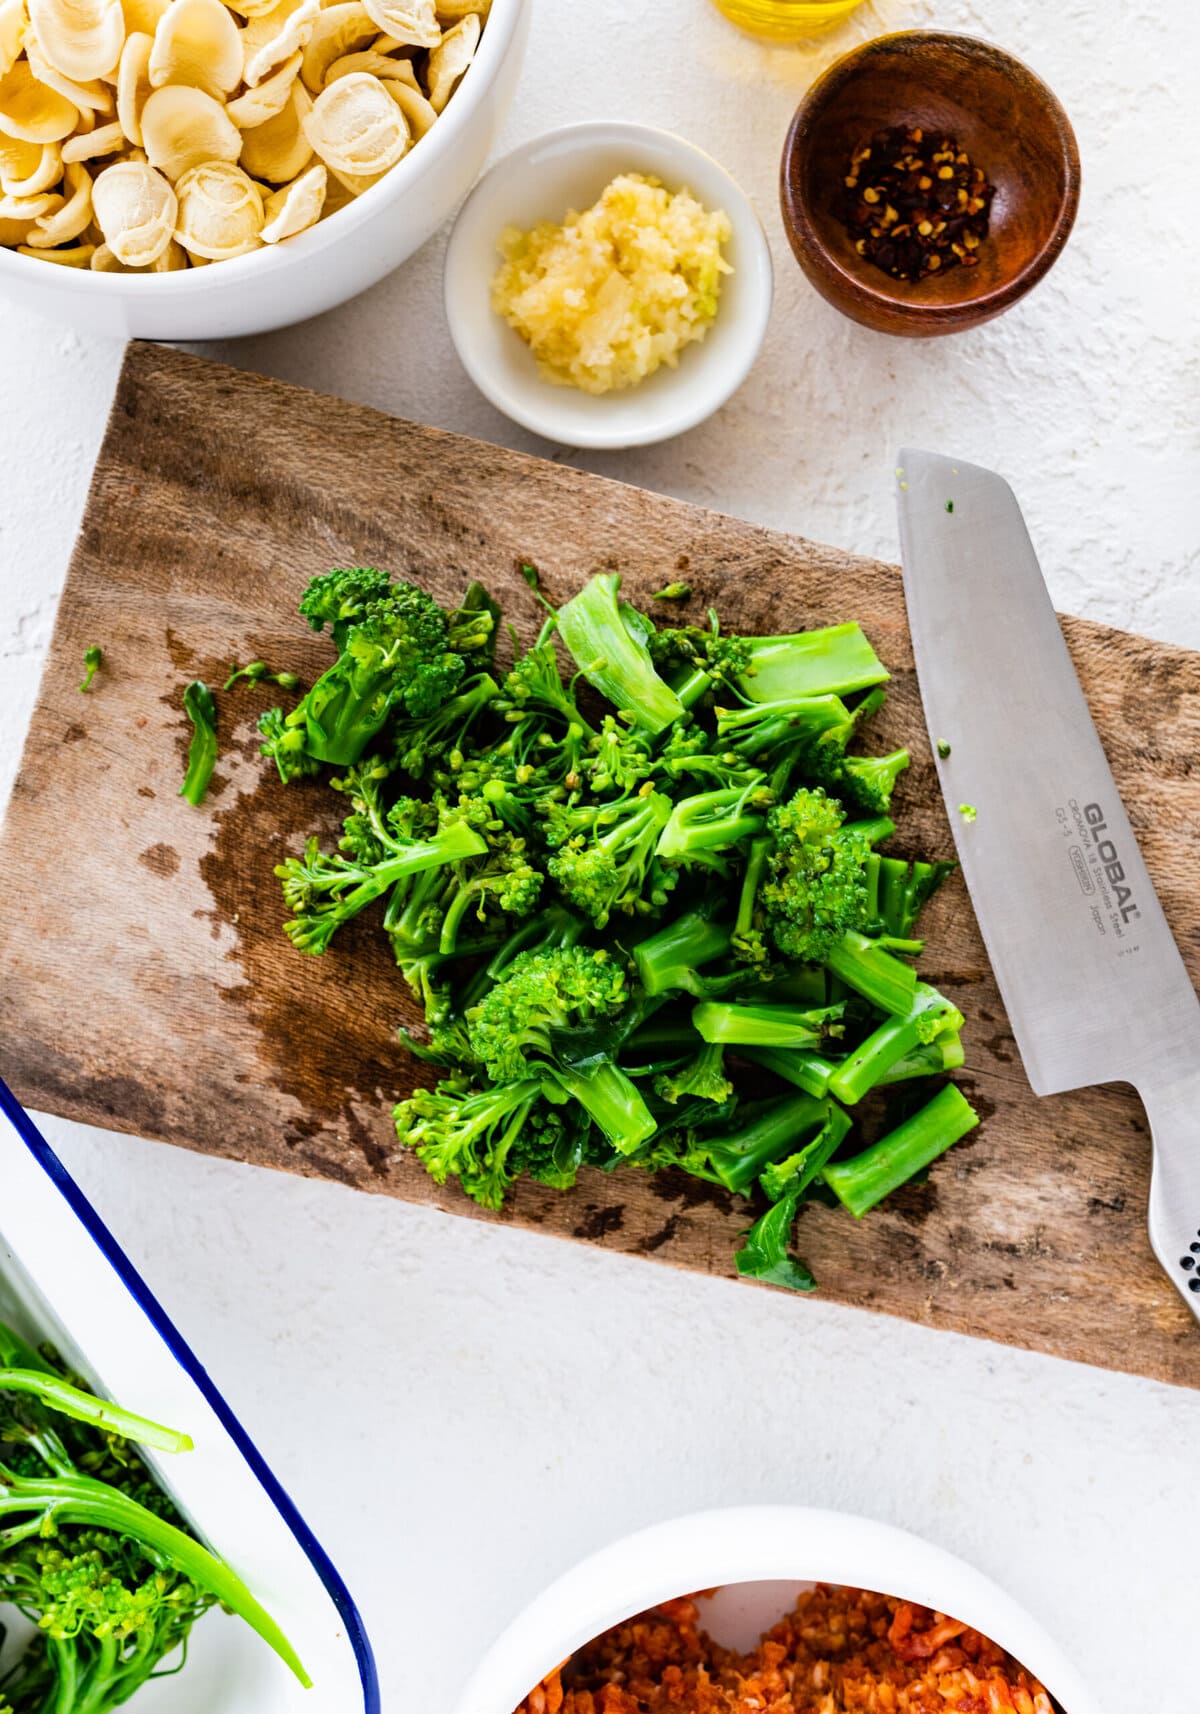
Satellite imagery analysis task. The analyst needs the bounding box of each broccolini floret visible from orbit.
[466,945,655,1151]
[757,785,874,962]
[545,789,674,927]
[276,788,487,954]
[264,569,490,775]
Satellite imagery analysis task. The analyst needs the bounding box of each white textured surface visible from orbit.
[2,0,1199,1708]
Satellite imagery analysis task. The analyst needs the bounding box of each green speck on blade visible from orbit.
[946,500,955,513]
[936,739,952,759]
[79,645,102,692]
[958,803,977,823]
[899,481,908,491]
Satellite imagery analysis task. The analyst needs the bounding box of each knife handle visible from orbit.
[1141,1075,1200,1325]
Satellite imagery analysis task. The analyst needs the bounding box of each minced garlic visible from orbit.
[491,173,733,395]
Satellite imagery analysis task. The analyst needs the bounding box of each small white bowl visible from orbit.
[453,1506,1104,1714]
[443,121,774,449]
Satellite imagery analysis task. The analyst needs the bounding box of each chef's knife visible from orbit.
[896,448,1200,1325]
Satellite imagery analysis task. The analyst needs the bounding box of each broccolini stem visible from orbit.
[0,1370,192,1454]
[656,785,768,861]
[282,821,488,953]
[739,1045,838,1098]
[633,909,733,995]
[715,694,851,760]
[822,1083,979,1217]
[692,1000,843,1049]
[672,665,715,711]
[827,985,963,1105]
[179,680,217,807]
[734,835,770,945]
[707,1091,828,1193]
[841,816,896,847]
[874,1035,965,1084]
[549,1060,657,1154]
[823,929,917,1016]
[556,573,685,736]
[734,623,889,703]
[0,1471,310,1687]
[223,661,301,691]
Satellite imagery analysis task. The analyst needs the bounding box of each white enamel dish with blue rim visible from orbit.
[0,1076,379,1714]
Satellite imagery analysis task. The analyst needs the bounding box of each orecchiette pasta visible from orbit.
[381,74,433,139]
[237,76,308,181]
[29,0,125,85]
[0,136,62,194]
[26,153,91,240]
[299,3,375,96]
[18,236,93,258]
[0,0,26,80]
[0,0,482,268]
[119,0,167,37]
[140,82,240,178]
[25,37,115,111]
[61,117,123,157]
[241,0,318,89]
[259,155,320,239]
[115,28,152,143]
[0,59,80,140]
[225,45,299,126]
[425,11,477,112]
[91,156,175,262]
[359,0,437,48]
[148,0,242,99]
[301,69,407,178]
[173,156,261,256]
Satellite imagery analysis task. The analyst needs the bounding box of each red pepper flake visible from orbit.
[837,122,996,283]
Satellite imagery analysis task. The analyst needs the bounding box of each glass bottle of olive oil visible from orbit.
[710,0,865,37]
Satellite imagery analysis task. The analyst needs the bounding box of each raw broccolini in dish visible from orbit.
[0,1321,307,1713]
[257,566,978,1290]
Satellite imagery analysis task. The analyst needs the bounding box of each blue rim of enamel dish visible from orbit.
[0,1074,380,1714]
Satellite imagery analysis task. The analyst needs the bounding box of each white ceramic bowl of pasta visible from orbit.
[453,1507,1105,1714]
[443,121,774,448]
[0,0,530,340]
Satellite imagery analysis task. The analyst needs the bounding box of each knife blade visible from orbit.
[896,448,1200,1324]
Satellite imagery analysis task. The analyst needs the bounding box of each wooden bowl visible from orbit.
[779,32,1081,337]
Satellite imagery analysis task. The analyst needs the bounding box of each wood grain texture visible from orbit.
[2,342,1198,1386]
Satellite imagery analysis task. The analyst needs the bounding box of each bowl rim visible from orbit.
[442,118,774,450]
[452,1505,1106,1714]
[0,0,527,296]
[779,29,1082,330]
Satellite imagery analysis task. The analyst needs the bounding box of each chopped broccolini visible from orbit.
[178,680,217,807]
[248,567,976,1293]
[0,1319,306,1710]
[79,645,101,692]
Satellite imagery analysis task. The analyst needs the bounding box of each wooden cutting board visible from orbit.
[3,342,1199,1388]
